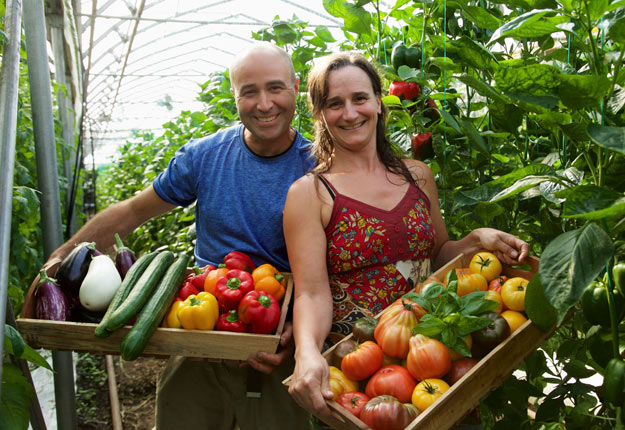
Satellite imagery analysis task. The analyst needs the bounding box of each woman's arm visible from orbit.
[283,175,335,418]
[407,160,529,269]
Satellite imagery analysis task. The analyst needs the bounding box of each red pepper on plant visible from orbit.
[412,132,434,160]
[224,251,256,273]
[389,81,420,101]
[424,98,440,121]
[216,310,249,333]
[238,291,281,334]
[214,269,255,310]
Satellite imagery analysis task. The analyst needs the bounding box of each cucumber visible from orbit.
[105,251,174,332]
[94,251,158,338]
[120,254,189,361]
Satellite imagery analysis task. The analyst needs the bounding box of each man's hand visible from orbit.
[246,321,295,374]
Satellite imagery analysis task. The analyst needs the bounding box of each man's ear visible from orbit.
[231,87,236,97]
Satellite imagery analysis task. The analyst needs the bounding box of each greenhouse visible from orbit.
[1,0,625,429]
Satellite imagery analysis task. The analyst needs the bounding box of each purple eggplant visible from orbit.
[35,270,70,321]
[114,233,136,280]
[55,241,99,300]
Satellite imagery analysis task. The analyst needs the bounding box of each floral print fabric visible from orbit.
[321,176,436,337]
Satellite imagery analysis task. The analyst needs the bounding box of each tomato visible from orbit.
[353,316,378,343]
[448,335,472,361]
[360,395,419,430]
[375,298,425,358]
[484,290,503,314]
[417,275,444,293]
[445,357,479,385]
[500,277,528,311]
[341,340,384,381]
[488,275,508,294]
[411,379,450,412]
[500,310,527,333]
[331,339,357,368]
[365,365,417,403]
[337,391,370,418]
[406,334,451,380]
[469,252,503,282]
[471,312,510,358]
[328,366,359,401]
[456,269,487,297]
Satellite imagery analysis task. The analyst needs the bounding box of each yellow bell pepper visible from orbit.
[252,264,286,302]
[177,291,219,330]
[163,300,185,328]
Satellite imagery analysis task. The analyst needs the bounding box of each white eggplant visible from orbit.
[79,255,122,312]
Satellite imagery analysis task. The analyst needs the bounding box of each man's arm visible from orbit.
[49,185,177,261]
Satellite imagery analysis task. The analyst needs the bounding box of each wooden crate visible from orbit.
[286,254,550,430]
[17,260,293,361]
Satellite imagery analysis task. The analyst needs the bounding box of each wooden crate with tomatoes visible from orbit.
[17,247,293,361]
[285,252,549,430]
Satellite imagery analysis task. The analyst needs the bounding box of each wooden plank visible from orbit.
[17,273,293,361]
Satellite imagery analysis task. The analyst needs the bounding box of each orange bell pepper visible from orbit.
[204,264,228,295]
[252,264,286,302]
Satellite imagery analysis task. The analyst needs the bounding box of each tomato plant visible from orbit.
[365,365,417,403]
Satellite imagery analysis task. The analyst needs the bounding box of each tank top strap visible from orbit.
[318,174,337,201]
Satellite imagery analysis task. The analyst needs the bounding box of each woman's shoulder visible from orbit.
[402,158,434,181]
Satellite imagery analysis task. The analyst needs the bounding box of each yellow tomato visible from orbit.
[411,378,450,412]
[501,310,527,333]
[484,290,503,314]
[469,252,503,282]
[456,268,488,297]
[500,277,528,312]
[328,366,359,401]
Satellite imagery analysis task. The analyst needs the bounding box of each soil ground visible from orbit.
[76,355,165,430]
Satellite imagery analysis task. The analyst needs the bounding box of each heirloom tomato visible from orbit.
[472,312,510,357]
[360,395,419,430]
[406,334,451,380]
[331,339,357,368]
[328,366,359,401]
[445,357,479,385]
[456,269,488,297]
[374,298,425,358]
[488,275,508,294]
[469,252,502,282]
[365,365,417,403]
[500,310,527,333]
[353,316,378,342]
[500,277,528,311]
[484,290,503,314]
[411,379,449,412]
[341,341,384,381]
[337,392,370,418]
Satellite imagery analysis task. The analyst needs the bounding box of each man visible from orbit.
[48,42,314,429]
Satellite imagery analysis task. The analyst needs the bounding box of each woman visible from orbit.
[283,52,528,419]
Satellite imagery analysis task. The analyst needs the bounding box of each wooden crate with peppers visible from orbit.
[17,241,293,361]
[284,252,553,430]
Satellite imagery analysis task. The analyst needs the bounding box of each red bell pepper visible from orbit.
[214,269,255,310]
[216,310,249,333]
[238,291,281,334]
[224,251,256,273]
[412,132,434,160]
[424,98,440,121]
[178,281,200,301]
[190,264,216,290]
[389,81,420,101]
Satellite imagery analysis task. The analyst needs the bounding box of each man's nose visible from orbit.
[257,91,273,111]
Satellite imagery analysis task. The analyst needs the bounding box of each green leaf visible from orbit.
[4,325,25,359]
[587,0,608,21]
[314,25,336,42]
[558,185,625,220]
[457,118,489,154]
[382,95,402,107]
[524,274,556,331]
[559,74,611,109]
[0,364,34,430]
[460,6,502,31]
[608,8,625,46]
[439,109,462,133]
[322,0,371,34]
[487,9,568,44]
[456,74,507,104]
[588,124,625,155]
[495,64,561,96]
[563,360,596,379]
[451,36,497,71]
[539,223,614,325]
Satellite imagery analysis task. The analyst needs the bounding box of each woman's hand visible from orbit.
[473,227,530,265]
[288,350,335,420]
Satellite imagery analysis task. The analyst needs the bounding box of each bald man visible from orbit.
[48,42,314,429]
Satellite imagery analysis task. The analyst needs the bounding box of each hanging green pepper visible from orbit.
[613,261,625,297]
[603,358,625,408]
[391,43,421,72]
[581,281,625,327]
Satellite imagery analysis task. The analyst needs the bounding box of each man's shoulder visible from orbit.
[184,124,242,152]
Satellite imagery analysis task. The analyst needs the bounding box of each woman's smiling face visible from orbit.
[321,65,381,153]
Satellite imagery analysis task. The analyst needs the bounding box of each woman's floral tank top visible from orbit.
[319,174,436,338]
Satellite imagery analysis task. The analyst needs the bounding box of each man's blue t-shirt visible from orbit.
[153,124,314,271]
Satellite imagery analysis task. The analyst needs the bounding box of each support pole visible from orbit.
[23,1,77,429]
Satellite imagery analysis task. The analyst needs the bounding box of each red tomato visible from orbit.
[365,365,417,403]
[488,275,508,294]
[406,334,452,380]
[360,395,419,430]
[341,341,384,381]
[374,298,425,358]
[445,357,479,385]
[337,391,370,418]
